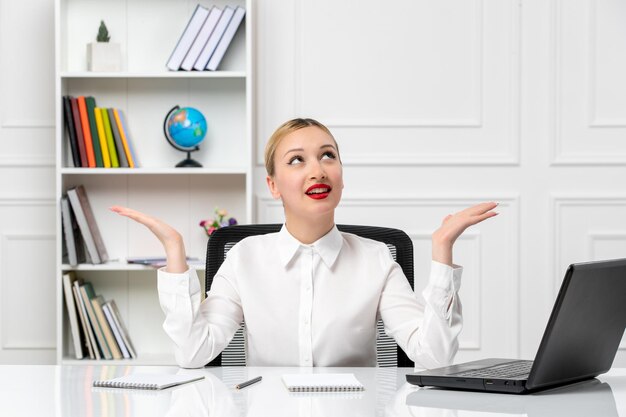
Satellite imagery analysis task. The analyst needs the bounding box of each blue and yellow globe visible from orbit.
[163,105,207,167]
[166,107,207,149]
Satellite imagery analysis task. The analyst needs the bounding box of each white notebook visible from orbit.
[281,373,364,392]
[93,373,204,390]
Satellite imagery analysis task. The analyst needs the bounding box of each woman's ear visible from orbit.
[266,175,281,200]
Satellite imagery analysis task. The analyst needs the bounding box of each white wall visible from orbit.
[0,0,624,365]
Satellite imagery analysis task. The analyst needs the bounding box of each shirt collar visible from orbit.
[277,224,343,269]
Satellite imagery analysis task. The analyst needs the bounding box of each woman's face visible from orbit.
[266,126,343,222]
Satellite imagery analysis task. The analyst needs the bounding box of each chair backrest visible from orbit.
[205,224,415,367]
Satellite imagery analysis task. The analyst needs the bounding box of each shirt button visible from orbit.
[304,318,309,324]
[306,285,311,291]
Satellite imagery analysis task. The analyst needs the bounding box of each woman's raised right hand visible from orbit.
[110,205,189,273]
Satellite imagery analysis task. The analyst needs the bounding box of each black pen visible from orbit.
[235,375,262,390]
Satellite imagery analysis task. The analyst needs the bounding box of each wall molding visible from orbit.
[551,0,626,165]
[586,0,626,128]
[0,155,55,168]
[257,0,520,167]
[0,233,56,350]
[551,194,626,294]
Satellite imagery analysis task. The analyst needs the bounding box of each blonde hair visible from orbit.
[264,118,339,177]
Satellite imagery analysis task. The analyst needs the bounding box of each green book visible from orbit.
[101,108,119,168]
[79,282,113,359]
[85,97,103,167]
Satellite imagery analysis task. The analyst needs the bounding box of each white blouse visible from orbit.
[157,225,463,369]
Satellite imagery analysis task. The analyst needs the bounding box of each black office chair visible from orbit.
[204,224,415,367]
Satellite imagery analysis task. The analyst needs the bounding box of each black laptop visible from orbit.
[407,258,626,394]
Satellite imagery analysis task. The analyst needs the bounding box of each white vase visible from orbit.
[87,42,121,72]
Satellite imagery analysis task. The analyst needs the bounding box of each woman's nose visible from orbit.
[309,160,326,180]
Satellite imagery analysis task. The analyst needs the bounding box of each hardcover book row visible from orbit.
[63,272,136,360]
[62,96,138,169]
[166,4,246,71]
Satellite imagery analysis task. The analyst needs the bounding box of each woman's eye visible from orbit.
[288,156,303,165]
[321,151,336,160]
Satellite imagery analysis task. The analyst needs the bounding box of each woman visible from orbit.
[111,118,498,368]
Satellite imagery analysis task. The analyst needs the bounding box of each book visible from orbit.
[193,6,234,71]
[62,96,81,167]
[61,196,85,266]
[101,108,119,167]
[77,96,96,167]
[91,295,123,360]
[107,108,129,168]
[180,6,222,71]
[70,97,88,167]
[126,256,200,267]
[281,374,364,392]
[116,110,139,168]
[112,109,134,168]
[105,299,136,358]
[62,272,85,359]
[166,4,211,71]
[67,185,109,264]
[73,280,99,359]
[94,107,111,168]
[102,302,130,359]
[79,282,112,359]
[85,97,104,167]
[206,6,246,71]
[93,373,204,390]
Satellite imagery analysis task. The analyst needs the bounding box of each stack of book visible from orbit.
[166,4,246,71]
[62,95,138,168]
[61,185,109,265]
[63,272,136,360]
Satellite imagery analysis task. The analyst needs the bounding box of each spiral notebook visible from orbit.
[281,373,364,392]
[93,373,204,390]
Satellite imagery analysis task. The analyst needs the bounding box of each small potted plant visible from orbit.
[87,20,121,72]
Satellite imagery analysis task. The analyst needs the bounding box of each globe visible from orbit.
[163,105,207,167]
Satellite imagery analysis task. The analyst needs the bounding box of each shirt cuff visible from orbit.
[157,267,200,296]
[428,260,463,292]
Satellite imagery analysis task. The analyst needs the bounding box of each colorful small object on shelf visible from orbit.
[200,207,237,237]
[163,105,207,167]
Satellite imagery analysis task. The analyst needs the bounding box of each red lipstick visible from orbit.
[305,184,331,200]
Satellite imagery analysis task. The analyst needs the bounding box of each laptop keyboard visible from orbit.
[451,360,533,379]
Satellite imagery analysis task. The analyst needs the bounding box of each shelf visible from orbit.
[62,261,206,271]
[62,353,175,366]
[61,167,248,175]
[60,71,247,79]
[56,0,252,366]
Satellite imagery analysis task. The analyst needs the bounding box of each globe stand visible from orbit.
[163,105,207,168]
[176,150,203,168]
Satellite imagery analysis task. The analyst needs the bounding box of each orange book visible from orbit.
[113,109,135,168]
[77,96,96,167]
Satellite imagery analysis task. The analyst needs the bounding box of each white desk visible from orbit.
[1,365,625,416]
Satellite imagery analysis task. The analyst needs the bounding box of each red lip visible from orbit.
[305,183,332,200]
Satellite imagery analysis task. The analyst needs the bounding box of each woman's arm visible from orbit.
[110,205,243,367]
[109,205,188,273]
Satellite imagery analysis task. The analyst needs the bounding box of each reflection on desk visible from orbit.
[0,366,624,417]
[59,366,401,417]
[403,379,618,417]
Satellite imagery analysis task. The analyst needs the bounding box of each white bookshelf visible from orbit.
[55,0,253,365]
